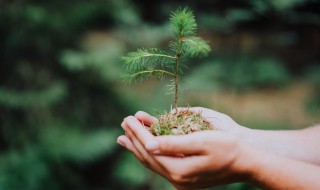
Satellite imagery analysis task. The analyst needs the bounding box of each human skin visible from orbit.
[117,107,320,189]
[133,107,320,166]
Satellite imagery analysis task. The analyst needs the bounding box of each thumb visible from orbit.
[145,133,205,155]
[135,111,158,126]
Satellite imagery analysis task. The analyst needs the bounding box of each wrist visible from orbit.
[230,124,255,143]
[231,141,260,184]
[236,126,262,147]
[233,141,279,188]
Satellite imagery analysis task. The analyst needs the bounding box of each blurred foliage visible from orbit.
[305,65,320,114]
[60,39,125,82]
[185,55,290,91]
[0,0,319,189]
[0,0,138,189]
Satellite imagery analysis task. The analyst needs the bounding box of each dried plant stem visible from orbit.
[174,28,183,112]
[151,109,213,136]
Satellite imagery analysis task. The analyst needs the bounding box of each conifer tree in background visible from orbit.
[122,8,211,112]
[122,8,213,136]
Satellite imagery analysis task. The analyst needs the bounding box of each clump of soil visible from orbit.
[150,109,214,136]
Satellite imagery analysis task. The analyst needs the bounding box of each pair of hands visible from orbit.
[117,107,253,189]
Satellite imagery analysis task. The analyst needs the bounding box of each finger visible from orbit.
[124,120,153,162]
[122,120,146,162]
[135,111,158,126]
[123,135,153,168]
[126,126,168,175]
[122,119,197,178]
[121,120,127,131]
[155,155,205,175]
[118,135,147,165]
[145,132,206,155]
[117,135,136,153]
[124,116,155,145]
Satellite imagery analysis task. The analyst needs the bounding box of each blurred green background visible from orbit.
[0,0,319,189]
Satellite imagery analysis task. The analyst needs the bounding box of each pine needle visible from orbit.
[121,7,211,108]
[182,36,211,57]
[170,7,197,38]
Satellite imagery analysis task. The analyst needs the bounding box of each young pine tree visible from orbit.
[122,8,213,135]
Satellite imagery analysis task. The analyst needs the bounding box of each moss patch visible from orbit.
[151,109,214,136]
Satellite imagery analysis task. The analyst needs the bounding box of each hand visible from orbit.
[118,108,320,190]
[134,107,250,137]
[146,108,320,166]
[117,115,252,190]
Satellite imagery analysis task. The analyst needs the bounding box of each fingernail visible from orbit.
[117,139,126,147]
[145,140,159,151]
[121,121,126,130]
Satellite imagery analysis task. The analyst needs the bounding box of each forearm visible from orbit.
[239,125,320,165]
[242,147,320,190]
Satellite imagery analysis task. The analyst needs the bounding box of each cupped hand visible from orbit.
[134,107,250,137]
[117,114,252,190]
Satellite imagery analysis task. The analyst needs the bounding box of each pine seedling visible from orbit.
[122,7,213,135]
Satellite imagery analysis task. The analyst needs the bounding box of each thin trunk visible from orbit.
[174,29,183,112]
[174,57,179,112]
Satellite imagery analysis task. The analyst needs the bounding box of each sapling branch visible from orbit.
[121,7,212,135]
[130,70,177,78]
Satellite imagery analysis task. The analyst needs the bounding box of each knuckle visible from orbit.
[170,173,185,184]
[169,169,190,185]
[158,140,172,152]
